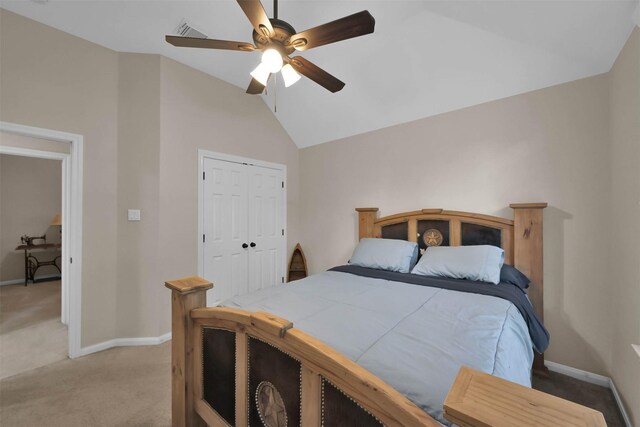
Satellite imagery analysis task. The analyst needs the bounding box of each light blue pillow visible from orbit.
[411,245,505,284]
[349,238,419,273]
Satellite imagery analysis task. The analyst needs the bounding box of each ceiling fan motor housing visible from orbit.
[253,18,299,55]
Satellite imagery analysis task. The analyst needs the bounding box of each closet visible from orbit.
[201,156,286,305]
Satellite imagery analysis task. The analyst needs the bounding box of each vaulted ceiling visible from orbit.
[1,0,637,147]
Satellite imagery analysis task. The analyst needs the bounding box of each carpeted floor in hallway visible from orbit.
[0,280,67,379]
[0,342,171,427]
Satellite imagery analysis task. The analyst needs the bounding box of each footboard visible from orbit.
[166,277,439,427]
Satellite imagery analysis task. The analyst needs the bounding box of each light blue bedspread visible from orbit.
[222,271,533,425]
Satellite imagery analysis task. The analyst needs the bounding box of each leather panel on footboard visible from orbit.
[202,327,236,426]
[249,336,301,427]
[322,378,385,426]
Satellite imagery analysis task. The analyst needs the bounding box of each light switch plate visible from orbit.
[127,209,141,221]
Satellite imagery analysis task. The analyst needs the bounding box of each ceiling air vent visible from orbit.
[175,20,208,39]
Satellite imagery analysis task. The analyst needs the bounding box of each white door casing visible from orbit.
[199,151,286,306]
[0,121,84,359]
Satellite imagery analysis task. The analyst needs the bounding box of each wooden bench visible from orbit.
[444,366,607,427]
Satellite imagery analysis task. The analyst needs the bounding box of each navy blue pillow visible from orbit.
[500,264,530,290]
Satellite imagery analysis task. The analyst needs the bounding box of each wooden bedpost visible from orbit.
[165,277,213,427]
[510,203,548,377]
[356,208,379,239]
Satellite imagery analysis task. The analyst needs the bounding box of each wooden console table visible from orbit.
[444,366,606,427]
[14,243,62,286]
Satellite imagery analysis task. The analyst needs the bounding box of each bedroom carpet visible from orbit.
[532,371,627,427]
[0,341,627,427]
[0,280,67,379]
[0,343,171,427]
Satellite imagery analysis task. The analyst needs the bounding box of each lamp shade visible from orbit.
[250,63,271,86]
[51,213,62,226]
[281,64,301,87]
[262,49,283,73]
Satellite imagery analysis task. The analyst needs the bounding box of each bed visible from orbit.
[166,203,548,427]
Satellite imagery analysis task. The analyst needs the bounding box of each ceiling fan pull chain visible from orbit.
[274,73,278,113]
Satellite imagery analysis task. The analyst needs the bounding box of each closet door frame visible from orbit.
[197,150,287,305]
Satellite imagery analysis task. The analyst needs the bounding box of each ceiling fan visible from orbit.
[165,0,375,94]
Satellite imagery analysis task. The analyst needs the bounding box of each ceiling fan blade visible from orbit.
[166,35,255,51]
[236,0,274,38]
[287,10,375,51]
[289,57,345,93]
[246,77,267,94]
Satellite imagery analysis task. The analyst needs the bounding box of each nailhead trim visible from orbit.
[320,377,385,426]
[247,336,251,423]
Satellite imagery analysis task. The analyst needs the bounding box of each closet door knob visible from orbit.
[250,242,256,248]
[242,243,248,249]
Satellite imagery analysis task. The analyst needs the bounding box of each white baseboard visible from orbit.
[546,360,632,427]
[0,275,60,286]
[76,332,171,358]
[545,360,610,387]
[610,379,633,427]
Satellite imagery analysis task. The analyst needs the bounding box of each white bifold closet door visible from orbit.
[203,157,285,306]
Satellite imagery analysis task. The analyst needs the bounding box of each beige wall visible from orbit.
[156,56,299,334]
[0,153,62,282]
[113,55,300,340]
[300,74,613,375]
[609,27,640,426]
[116,53,162,339]
[1,9,119,345]
[112,55,300,339]
[0,9,299,345]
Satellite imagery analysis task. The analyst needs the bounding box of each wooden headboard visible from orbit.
[356,203,548,375]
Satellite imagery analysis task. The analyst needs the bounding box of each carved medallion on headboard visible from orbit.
[423,229,443,247]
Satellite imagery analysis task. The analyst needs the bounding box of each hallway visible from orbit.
[0,281,67,379]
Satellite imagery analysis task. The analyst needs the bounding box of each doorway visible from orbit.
[0,121,83,360]
[0,153,65,378]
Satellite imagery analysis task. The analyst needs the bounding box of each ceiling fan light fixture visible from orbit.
[262,48,283,73]
[250,62,270,86]
[165,1,375,95]
[281,64,301,87]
